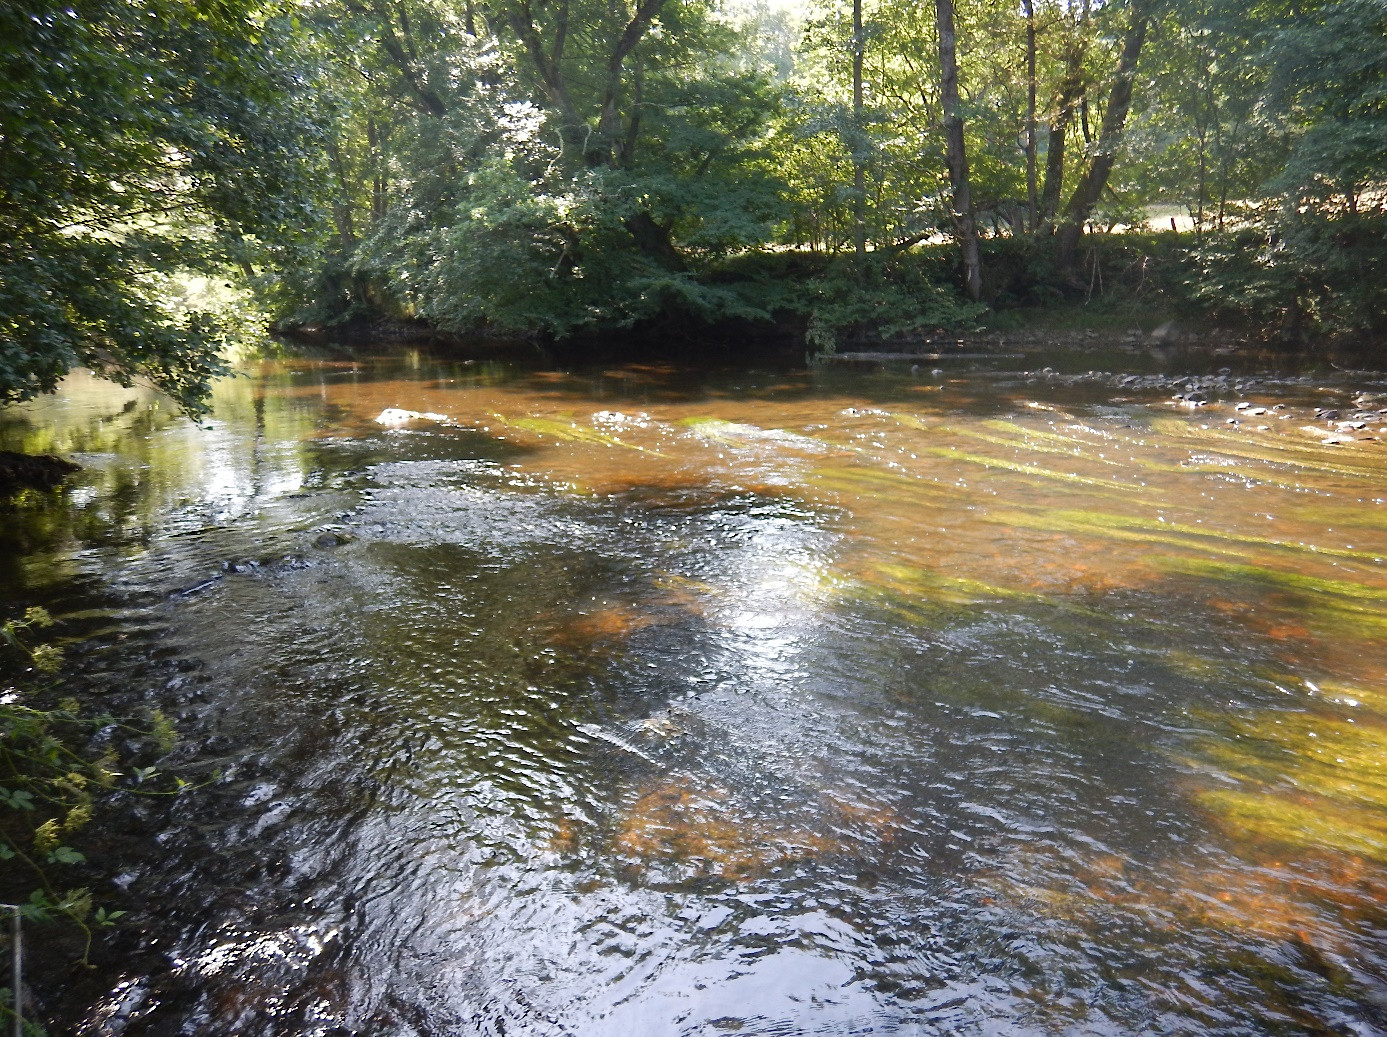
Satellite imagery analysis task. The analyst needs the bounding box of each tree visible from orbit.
[1266,0,1387,215]
[936,0,984,298]
[0,0,323,413]
[1055,0,1155,265]
[299,0,790,338]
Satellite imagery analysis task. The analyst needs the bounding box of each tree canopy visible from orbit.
[0,0,321,412]
[2,0,1384,409]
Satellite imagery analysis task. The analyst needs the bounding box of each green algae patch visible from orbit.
[1197,788,1387,863]
[1152,556,1387,602]
[831,563,1042,623]
[870,560,1042,604]
[490,413,667,457]
[923,418,1136,470]
[888,412,1120,476]
[944,425,1131,468]
[980,418,1102,447]
[994,509,1386,566]
[912,445,1139,491]
[1186,677,1387,863]
[679,417,766,445]
[991,509,1255,561]
[1317,678,1387,715]
[1147,418,1387,480]
[485,413,668,457]
[1160,648,1241,683]
[884,412,1140,490]
[808,464,956,504]
[884,413,939,434]
[680,417,838,455]
[1152,557,1387,646]
[836,560,1112,627]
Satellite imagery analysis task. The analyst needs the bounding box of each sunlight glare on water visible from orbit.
[3,354,1387,1036]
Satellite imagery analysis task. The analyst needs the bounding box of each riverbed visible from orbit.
[4,351,1387,1036]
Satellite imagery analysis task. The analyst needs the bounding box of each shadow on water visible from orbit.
[3,353,1387,1035]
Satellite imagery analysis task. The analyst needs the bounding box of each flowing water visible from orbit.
[4,351,1387,1036]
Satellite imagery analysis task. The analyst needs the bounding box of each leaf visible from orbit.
[0,787,36,810]
[50,846,86,865]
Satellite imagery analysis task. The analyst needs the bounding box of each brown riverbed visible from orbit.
[3,350,1387,1035]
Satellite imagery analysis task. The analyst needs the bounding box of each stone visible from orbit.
[375,408,448,425]
[1149,320,1178,343]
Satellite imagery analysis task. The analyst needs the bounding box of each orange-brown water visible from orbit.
[4,353,1387,1035]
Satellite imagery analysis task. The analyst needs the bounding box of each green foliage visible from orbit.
[1266,0,1387,203]
[292,0,795,340]
[0,608,201,967]
[800,257,987,355]
[1175,0,1387,340]
[0,0,324,413]
[974,231,1198,313]
[1127,0,1282,232]
[1,0,1374,355]
[1191,215,1387,339]
[1,611,105,934]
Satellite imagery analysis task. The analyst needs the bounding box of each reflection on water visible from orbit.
[4,354,1387,1035]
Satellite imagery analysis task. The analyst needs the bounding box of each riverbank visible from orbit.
[0,449,80,494]
[272,230,1385,368]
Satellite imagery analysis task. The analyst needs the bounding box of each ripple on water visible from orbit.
[7,359,1387,1035]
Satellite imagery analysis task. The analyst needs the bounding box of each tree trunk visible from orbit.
[369,0,448,117]
[1056,0,1151,268]
[936,0,982,301]
[324,137,357,249]
[592,0,666,167]
[1040,41,1086,227]
[852,0,868,274]
[624,211,685,271]
[1023,0,1038,233]
[366,118,388,221]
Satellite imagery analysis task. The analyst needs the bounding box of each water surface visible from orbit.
[4,353,1387,1036]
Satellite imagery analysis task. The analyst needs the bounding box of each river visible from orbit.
[3,350,1387,1036]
